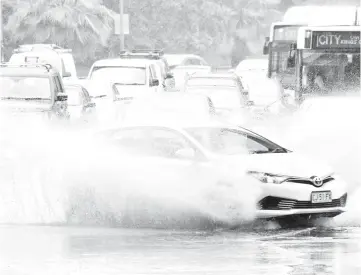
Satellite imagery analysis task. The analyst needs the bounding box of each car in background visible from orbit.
[64,84,96,123]
[85,58,163,101]
[184,72,252,124]
[164,54,209,69]
[9,44,77,81]
[0,63,69,120]
[235,58,268,75]
[164,54,211,89]
[119,50,175,90]
[96,120,348,226]
[171,65,212,90]
[119,92,216,122]
[234,58,283,113]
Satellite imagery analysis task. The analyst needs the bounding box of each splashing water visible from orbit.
[0,111,262,229]
[0,94,360,229]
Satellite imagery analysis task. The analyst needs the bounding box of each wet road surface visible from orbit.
[0,225,360,275]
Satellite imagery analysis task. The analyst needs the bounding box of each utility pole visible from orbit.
[0,0,3,62]
[119,0,124,52]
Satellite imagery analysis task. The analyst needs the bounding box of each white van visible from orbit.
[9,44,77,80]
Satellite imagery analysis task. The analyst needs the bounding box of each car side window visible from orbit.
[53,76,63,95]
[149,129,195,159]
[183,58,192,66]
[200,59,208,66]
[151,64,160,81]
[82,88,91,104]
[190,59,202,65]
[246,135,270,153]
[149,65,157,84]
[111,128,153,155]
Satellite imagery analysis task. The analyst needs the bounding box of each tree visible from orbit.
[3,0,115,63]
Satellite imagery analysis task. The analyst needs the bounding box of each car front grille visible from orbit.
[258,194,347,210]
[285,176,335,187]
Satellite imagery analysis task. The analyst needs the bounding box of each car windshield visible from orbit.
[185,127,285,155]
[65,87,82,106]
[186,86,242,109]
[90,66,146,85]
[0,76,51,100]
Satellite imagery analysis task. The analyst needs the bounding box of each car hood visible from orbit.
[114,85,152,102]
[219,152,333,179]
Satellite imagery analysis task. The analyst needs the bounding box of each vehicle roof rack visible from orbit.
[0,62,53,72]
[119,49,164,59]
[13,44,72,53]
[131,49,164,55]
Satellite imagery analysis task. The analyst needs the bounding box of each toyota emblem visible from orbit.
[311,176,323,187]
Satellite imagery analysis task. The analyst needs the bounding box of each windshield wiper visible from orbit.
[250,150,271,154]
[250,148,287,154]
[1,97,48,101]
[91,95,107,99]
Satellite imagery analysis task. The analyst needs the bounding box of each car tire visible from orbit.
[274,215,328,228]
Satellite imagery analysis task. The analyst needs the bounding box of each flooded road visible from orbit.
[0,225,360,275]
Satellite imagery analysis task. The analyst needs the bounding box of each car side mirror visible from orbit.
[63,72,71,78]
[56,92,68,102]
[165,72,174,79]
[263,37,270,55]
[150,79,160,87]
[175,148,196,159]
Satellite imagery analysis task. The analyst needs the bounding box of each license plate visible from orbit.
[311,191,332,203]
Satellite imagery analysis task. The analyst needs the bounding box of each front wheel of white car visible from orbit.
[274,214,339,228]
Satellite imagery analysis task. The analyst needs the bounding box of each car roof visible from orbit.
[0,66,55,76]
[189,72,238,79]
[128,92,210,101]
[102,118,231,131]
[164,53,203,59]
[164,54,205,65]
[91,58,154,68]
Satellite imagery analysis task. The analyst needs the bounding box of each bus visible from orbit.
[263,6,359,94]
[288,25,360,101]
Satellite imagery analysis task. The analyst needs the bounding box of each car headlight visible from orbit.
[247,171,289,184]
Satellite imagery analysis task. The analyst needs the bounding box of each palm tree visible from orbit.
[4,0,115,63]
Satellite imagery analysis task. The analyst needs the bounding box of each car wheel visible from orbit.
[275,215,323,228]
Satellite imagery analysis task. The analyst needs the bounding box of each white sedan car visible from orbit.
[96,120,348,226]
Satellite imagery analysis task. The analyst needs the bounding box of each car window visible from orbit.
[0,76,52,101]
[110,128,154,155]
[200,58,208,66]
[90,66,146,85]
[183,59,192,66]
[149,129,195,159]
[82,88,91,104]
[185,128,279,155]
[150,64,159,81]
[189,58,202,65]
[54,76,63,94]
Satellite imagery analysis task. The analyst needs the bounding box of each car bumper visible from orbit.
[256,206,346,219]
[254,176,348,219]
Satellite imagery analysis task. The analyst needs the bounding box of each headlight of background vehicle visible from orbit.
[247,171,289,184]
